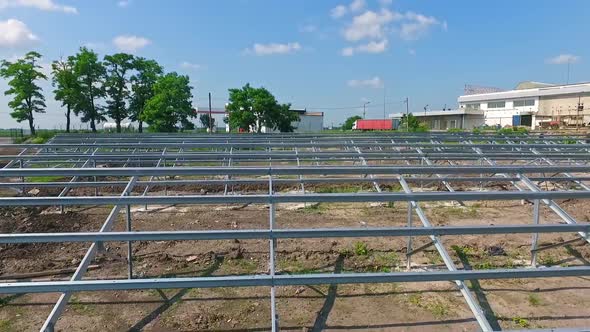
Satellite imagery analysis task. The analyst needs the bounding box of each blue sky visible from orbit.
[0,0,589,129]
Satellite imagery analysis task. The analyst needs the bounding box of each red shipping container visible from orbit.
[354,119,393,130]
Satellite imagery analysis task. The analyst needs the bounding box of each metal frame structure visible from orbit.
[1,132,590,332]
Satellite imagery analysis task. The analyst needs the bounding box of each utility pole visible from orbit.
[405,97,409,131]
[363,101,371,119]
[578,95,582,131]
[208,92,213,134]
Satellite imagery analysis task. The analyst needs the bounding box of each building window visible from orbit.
[432,119,440,130]
[513,99,535,107]
[449,120,457,129]
[487,101,506,109]
[465,103,480,110]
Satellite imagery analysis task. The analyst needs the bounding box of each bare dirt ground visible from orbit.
[1,185,590,331]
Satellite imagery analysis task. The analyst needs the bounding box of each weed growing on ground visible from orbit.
[539,254,557,266]
[301,203,325,214]
[225,258,258,274]
[475,261,495,270]
[407,294,450,318]
[354,241,369,256]
[0,319,13,331]
[528,294,541,306]
[451,245,475,261]
[373,252,400,269]
[512,317,530,328]
[69,296,95,315]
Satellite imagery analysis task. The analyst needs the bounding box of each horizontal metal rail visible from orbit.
[3,267,590,294]
[1,176,589,189]
[3,165,590,177]
[2,224,589,244]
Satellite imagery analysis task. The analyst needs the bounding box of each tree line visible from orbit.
[1,50,301,136]
[1,49,195,135]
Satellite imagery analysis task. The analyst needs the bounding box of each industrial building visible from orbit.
[458,81,590,129]
[389,109,485,131]
[259,108,324,133]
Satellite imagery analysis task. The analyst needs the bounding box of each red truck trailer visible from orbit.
[353,119,394,131]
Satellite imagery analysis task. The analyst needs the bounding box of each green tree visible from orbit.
[129,57,163,133]
[273,103,299,132]
[51,56,80,133]
[343,115,362,130]
[0,51,47,136]
[104,53,135,133]
[226,83,296,133]
[199,113,215,129]
[142,72,194,132]
[72,47,106,132]
[400,113,429,132]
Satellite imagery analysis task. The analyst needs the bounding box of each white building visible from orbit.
[290,109,324,132]
[458,82,590,129]
[390,109,485,131]
[226,109,324,133]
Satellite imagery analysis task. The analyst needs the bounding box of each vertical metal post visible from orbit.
[531,199,540,267]
[269,176,278,332]
[406,202,413,270]
[126,198,133,279]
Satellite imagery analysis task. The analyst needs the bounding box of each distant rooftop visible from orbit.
[514,81,555,90]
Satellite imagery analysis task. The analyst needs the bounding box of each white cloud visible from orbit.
[245,42,302,56]
[347,76,384,89]
[349,0,365,12]
[118,0,131,7]
[343,9,401,41]
[341,39,388,56]
[0,0,77,14]
[0,19,38,48]
[331,0,366,19]
[113,35,151,53]
[408,48,416,55]
[546,54,580,65]
[180,61,202,70]
[331,5,348,19]
[399,12,440,40]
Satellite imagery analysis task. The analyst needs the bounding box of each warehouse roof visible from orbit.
[459,82,590,103]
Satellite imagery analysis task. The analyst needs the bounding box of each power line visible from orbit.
[307,100,406,111]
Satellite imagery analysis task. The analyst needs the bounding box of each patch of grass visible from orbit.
[475,261,496,270]
[407,294,450,318]
[539,254,557,266]
[300,203,325,214]
[26,176,64,183]
[425,252,443,265]
[528,293,541,306]
[0,319,13,331]
[339,247,353,257]
[69,296,95,315]
[224,258,258,274]
[373,252,400,268]
[408,294,422,306]
[354,241,369,256]
[315,185,363,193]
[428,301,450,318]
[512,316,530,328]
[451,245,475,261]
